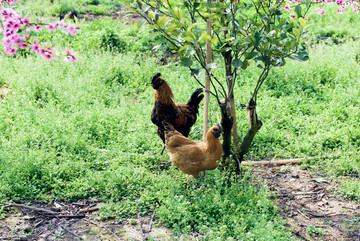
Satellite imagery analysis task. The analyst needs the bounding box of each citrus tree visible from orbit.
[121,0,313,171]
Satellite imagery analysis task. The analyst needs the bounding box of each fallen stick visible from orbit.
[241,158,305,166]
[54,214,85,218]
[79,207,99,213]
[293,191,320,196]
[0,235,34,240]
[5,203,85,218]
[297,209,310,220]
[5,203,59,215]
[149,214,154,233]
[138,213,145,236]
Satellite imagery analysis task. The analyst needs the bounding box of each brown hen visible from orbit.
[164,122,223,177]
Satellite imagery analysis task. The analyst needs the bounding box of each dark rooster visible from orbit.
[151,73,204,147]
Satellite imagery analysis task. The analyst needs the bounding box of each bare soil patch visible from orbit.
[0,201,174,241]
[253,164,360,241]
[77,7,143,24]
[1,165,359,240]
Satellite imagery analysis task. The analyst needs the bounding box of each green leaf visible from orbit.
[298,17,307,28]
[178,45,189,54]
[245,52,258,60]
[241,60,249,70]
[295,5,302,17]
[232,58,243,69]
[181,57,193,67]
[260,15,271,22]
[290,51,309,62]
[183,36,194,42]
[298,51,309,61]
[254,32,261,47]
[187,23,198,32]
[148,10,156,20]
[157,16,167,27]
[190,68,201,76]
[142,5,150,13]
[200,32,212,41]
[174,7,183,19]
[133,20,145,29]
[152,44,162,51]
[149,1,157,8]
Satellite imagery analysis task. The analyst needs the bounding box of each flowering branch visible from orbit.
[284,0,359,19]
[0,0,77,62]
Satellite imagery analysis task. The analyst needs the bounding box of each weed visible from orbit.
[99,27,127,52]
[306,224,324,237]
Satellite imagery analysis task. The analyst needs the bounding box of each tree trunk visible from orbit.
[236,98,262,165]
[229,89,238,148]
[203,20,212,141]
[224,53,238,149]
[219,99,233,163]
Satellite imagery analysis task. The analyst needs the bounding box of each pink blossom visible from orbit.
[39,48,46,55]
[336,0,344,6]
[46,23,57,32]
[31,39,39,52]
[34,25,42,32]
[57,20,65,28]
[337,6,346,13]
[21,16,30,24]
[284,4,291,11]
[3,36,12,45]
[8,47,16,55]
[63,23,77,35]
[1,0,77,62]
[44,53,52,60]
[352,2,359,12]
[64,48,77,63]
[19,42,29,49]
[290,13,296,19]
[318,9,326,15]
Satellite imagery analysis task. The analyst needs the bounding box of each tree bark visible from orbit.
[229,88,238,148]
[203,20,212,141]
[224,51,238,149]
[236,98,262,164]
[219,99,233,163]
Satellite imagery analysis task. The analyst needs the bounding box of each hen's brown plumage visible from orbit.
[151,73,204,144]
[164,122,223,177]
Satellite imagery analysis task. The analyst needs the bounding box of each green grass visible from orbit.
[12,0,122,17]
[0,36,292,240]
[0,1,360,239]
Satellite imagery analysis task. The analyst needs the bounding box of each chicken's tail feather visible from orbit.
[187,88,204,108]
